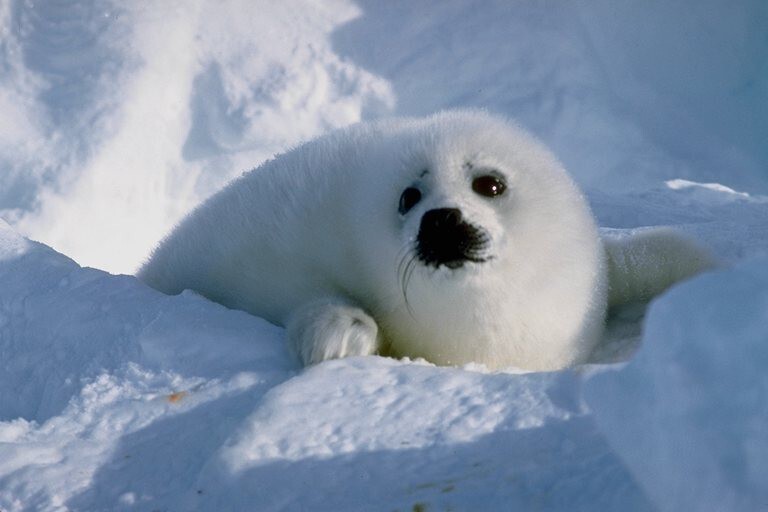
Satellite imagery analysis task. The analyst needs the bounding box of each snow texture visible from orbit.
[1,1,767,510]
[586,260,768,512]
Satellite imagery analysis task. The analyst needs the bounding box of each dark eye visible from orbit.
[472,174,507,198]
[398,187,422,215]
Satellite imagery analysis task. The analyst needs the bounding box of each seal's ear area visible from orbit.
[602,227,719,308]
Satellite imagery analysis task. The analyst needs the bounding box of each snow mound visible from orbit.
[0,220,295,510]
[0,220,290,424]
[1,182,767,510]
[193,359,650,512]
[586,259,768,511]
[1,0,393,274]
[0,219,649,511]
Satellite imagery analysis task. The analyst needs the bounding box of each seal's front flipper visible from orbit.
[286,298,382,366]
[602,227,717,308]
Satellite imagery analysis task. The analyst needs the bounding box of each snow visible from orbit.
[0,213,651,510]
[1,0,393,273]
[586,260,768,512]
[1,1,767,510]
[2,192,767,511]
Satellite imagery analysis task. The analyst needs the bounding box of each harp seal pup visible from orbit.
[138,110,713,371]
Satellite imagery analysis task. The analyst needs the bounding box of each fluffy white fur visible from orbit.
[602,227,715,307]
[139,111,711,371]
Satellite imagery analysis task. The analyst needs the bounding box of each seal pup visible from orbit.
[138,110,713,371]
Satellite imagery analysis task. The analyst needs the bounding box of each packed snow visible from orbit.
[1,1,767,511]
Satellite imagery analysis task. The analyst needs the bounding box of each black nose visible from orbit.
[421,208,464,231]
[416,208,488,269]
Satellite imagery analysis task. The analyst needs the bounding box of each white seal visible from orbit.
[138,110,713,371]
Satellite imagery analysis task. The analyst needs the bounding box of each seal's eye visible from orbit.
[472,174,507,198]
[399,187,422,215]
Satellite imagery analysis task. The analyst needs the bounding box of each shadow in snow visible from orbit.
[189,416,653,512]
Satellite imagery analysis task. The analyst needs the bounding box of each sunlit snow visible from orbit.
[1,1,767,511]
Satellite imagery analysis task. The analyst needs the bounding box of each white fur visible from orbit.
[285,297,381,365]
[138,110,709,371]
[602,227,717,307]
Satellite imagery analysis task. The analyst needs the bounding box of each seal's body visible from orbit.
[139,111,711,371]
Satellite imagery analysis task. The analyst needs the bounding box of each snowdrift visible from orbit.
[1,179,766,511]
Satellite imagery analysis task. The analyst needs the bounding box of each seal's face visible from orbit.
[390,150,516,297]
[399,169,506,270]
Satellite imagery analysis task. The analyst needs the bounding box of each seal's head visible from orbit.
[344,110,607,370]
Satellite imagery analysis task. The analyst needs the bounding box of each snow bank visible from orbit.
[194,360,644,512]
[586,259,768,511]
[0,218,295,509]
[0,218,653,511]
[590,181,768,263]
[1,0,393,273]
[0,219,290,423]
[2,181,767,509]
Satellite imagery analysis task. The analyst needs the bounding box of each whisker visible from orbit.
[402,254,418,317]
[396,244,411,277]
[396,242,418,318]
